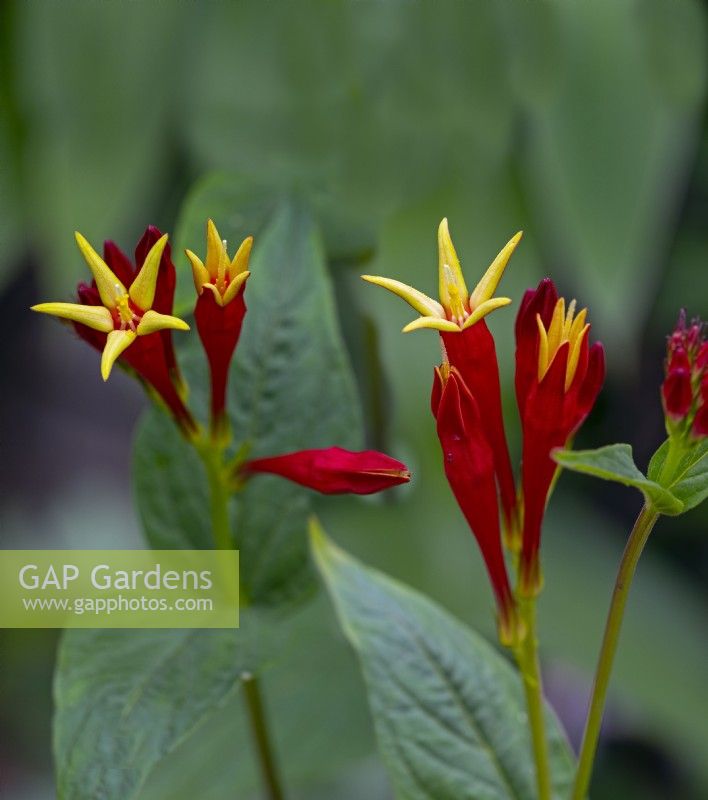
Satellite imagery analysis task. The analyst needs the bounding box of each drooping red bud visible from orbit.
[242,447,410,495]
[432,365,517,644]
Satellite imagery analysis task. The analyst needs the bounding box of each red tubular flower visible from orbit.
[186,220,253,439]
[440,324,518,537]
[362,219,522,538]
[431,364,517,644]
[33,227,196,437]
[515,279,605,595]
[242,447,410,495]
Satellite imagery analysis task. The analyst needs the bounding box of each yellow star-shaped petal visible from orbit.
[185,219,253,307]
[362,218,522,333]
[32,231,189,381]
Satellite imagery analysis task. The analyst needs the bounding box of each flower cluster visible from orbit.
[662,311,707,438]
[365,220,605,639]
[32,221,410,502]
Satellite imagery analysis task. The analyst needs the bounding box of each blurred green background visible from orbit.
[1,1,707,798]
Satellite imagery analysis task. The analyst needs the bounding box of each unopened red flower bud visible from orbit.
[662,368,692,421]
[242,447,410,495]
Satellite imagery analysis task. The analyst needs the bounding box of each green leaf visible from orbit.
[647,439,708,513]
[139,594,387,800]
[134,196,363,607]
[310,521,575,800]
[54,611,276,800]
[553,444,683,515]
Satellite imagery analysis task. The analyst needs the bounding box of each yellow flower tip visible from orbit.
[361,274,444,318]
[462,296,512,329]
[129,233,169,311]
[101,329,136,381]
[136,309,190,336]
[469,230,523,309]
[186,249,209,294]
[437,218,467,315]
[31,301,114,333]
[222,270,250,306]
[536,313,550,380]
[231,236,253,274]
[402,316,460,334]
[206,218,227,279]
[74,230,125,309]
[566,323,590,390]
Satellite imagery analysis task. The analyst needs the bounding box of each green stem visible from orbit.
[242,674,286,800]
[198,438,285,799]
[202,444,233,552]
[514,599,552,800]
[571,504,660,800]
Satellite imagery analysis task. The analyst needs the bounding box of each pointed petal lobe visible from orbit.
[31,302,114,333]
[469,231,522,309]
[462,297,512,329]
[136,309,190,336]
[186,249,210,293]
[402,316,460,333]
[129,233,169,311]
[75,231,126,308]
[222,271,251,306]
[101,329,136,381]
[361,275,444,317]
[437,218,468,312]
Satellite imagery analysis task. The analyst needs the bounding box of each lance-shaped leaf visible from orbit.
[552,443,683,515]
[310,521,575,800]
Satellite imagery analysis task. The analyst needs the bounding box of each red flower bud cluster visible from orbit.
[662,311,706,437]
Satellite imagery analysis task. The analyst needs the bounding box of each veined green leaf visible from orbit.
[311,521,575,800]
[54,611,276,800]
[552,444,683,515]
